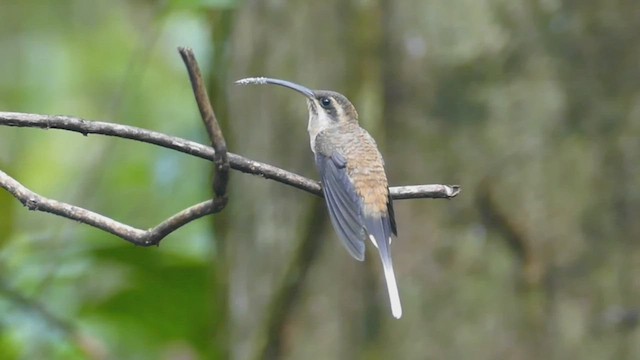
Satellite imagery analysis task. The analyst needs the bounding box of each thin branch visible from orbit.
[391,184,460,199]
[0,112,459,245]
[179,47,229,200]
[0,112,460,199]
[0,169,220,246]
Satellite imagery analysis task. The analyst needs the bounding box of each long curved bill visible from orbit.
[235,77,315,98]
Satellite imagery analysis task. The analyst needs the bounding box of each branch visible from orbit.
[0,114,459,245]
[178,47,229,201]
[0,169,220,246]
[0,50,462,360]
[0,112,460,200]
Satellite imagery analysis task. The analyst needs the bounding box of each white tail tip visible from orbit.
[385,264,403,319]
[369,235,402,318]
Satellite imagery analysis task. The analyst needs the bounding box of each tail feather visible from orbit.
[366,214,402,319]
[385,265,402,319]
[371,235,402,318]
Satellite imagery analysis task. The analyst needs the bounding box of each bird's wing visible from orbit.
[315,151,366,261]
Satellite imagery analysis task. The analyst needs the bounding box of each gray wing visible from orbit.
[315,152,366,261]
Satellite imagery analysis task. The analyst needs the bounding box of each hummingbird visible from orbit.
[236,77,402,319]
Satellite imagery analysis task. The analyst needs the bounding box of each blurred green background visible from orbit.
[1,0,639,359]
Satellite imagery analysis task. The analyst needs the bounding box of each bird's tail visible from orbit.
[366,215,402,319]
[379,241,402,319]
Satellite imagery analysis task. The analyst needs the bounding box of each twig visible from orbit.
[0,112,460,199]
[0,111,460,245]
[178,47,229,200]
[0,169,220,246]
[0,50,462,360]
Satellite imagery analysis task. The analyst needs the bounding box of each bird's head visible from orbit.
[235,77,358,139]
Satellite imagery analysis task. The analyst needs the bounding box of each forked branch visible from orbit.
[0,50,460,246]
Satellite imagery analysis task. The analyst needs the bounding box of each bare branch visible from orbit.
[0,169,221,246]
[0,112,460,199]
[0,111,459,244]
[390,184,460,199]
[179,47,229,200]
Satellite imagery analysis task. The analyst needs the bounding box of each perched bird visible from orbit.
[236,77,402,319]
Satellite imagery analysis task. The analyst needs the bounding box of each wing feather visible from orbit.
[315,152,366,261]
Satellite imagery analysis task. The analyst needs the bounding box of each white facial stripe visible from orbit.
[335,99,344,120]
[308,98,334,149]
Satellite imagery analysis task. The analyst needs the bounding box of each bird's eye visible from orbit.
[320,97,332,108]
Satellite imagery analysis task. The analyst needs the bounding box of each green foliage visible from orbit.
[0,1,219,358]
[169,0,237,10]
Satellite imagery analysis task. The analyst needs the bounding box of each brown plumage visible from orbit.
[316,124,390,216]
